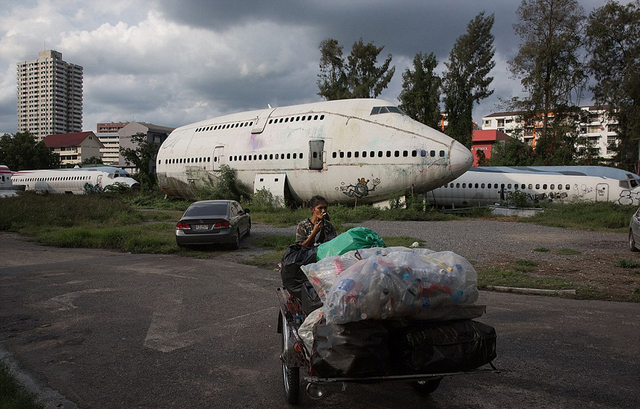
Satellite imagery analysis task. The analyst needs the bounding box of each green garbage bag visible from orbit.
[316,227,386,260]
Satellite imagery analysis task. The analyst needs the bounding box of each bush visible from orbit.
[251,187,283,209]
[503,189,532,208]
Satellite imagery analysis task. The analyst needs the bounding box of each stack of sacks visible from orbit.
[301,247,479,325]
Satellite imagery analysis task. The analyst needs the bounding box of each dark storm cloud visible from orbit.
[154,0,522,60]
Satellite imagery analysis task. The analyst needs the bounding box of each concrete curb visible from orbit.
[0,346,78,409]
[486,286,577,296]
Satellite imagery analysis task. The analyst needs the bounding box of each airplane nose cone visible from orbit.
[449,141,474,179]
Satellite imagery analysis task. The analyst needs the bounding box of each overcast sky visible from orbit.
[0,0,614,135]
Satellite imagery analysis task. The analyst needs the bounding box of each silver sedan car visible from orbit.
[629,206,640,252]
[176,200,251,249]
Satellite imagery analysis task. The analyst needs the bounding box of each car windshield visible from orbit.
[184,203,228,217]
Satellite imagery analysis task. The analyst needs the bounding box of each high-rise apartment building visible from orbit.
[17,50,83,141]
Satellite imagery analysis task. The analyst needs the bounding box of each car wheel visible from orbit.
[246,222,251,237]
[629,230,638,252]
[412,378,442,396]
[230,230,240,250]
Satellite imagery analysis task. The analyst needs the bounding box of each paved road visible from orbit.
[1,231,639,409]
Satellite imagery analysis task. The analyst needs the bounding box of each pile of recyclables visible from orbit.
[295,229,496,378]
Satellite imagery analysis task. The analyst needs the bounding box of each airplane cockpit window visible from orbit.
[620,180,631,189]
[630,179,639,188]
[370,106,405,115]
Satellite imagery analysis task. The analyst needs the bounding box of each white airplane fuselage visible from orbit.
[427,166,640,207]
[11,167,139,194]
[0,165,13,190]
[156,99,473,204]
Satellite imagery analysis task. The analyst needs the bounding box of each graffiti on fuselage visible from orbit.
[337,177,381,198]
[617,189,640,205]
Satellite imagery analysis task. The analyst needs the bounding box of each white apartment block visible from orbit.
[17,50,83,141]
[481,106,619,159]
[97,132,121,165]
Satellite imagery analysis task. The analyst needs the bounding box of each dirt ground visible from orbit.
[473,252,640,302]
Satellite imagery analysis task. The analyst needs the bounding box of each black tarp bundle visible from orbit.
[311,319,496,378]
[280,244,317,299]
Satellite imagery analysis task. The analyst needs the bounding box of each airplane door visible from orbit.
[596,183,609,202]
[213,146,224,171]
[309,140,324,170]
[251,108,276,134]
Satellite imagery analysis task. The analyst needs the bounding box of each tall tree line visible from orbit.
[318,0,640,171]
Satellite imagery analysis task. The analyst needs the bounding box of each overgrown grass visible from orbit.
[616,258,640,269]
[522,202,636,232]
[252,235,296,251]
[0,360,44,409]
[31,223,179,253]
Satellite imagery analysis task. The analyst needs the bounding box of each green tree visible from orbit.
[475,149,491,166]
[0,132,60,170]
[82,156,103,166]
[490,137,535,166]
[398,52,442,128]
[317,38,349,100]
[509,0,587,160]
[317,38,395,100]
[119,133,159,189]
[585,0,640,172]
[443,12,496,148]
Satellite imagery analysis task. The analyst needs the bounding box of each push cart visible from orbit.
[276,287,499,404]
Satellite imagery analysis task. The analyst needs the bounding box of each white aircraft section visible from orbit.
[427,166,640,207]
[0,165,18,197]
[11,167,139,194]
[0,165,13,189]
[156,98,473,204]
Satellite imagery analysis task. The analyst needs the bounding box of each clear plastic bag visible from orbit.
[321,251,479,324]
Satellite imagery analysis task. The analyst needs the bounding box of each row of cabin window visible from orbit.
[268,114,325,124]
[164,157,212,165]
[15,176,92,182]
[162,152,306,165]
[332,149,446,159]
[195,121,254,133]
[228,152,304,162]
[444,182,573,191]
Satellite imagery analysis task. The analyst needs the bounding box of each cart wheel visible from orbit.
[281,315,300,404]
[413,378,442,396]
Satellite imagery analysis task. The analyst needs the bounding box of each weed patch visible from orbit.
[616,258,640,269]
[0,360,44,409]
[534,247,550,252]
[523,202,635,232]
[252,235,296,251]
[516,259,539,267]
[478,267,577,291]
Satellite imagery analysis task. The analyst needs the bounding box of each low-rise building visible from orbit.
[97,132,120,165]
[481,106,619,160]
[471,130,510,166]
[118,122,175,174]
[43,131,103,166]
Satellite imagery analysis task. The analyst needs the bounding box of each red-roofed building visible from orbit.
[43,132,104,166]
[471,130,510,166]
